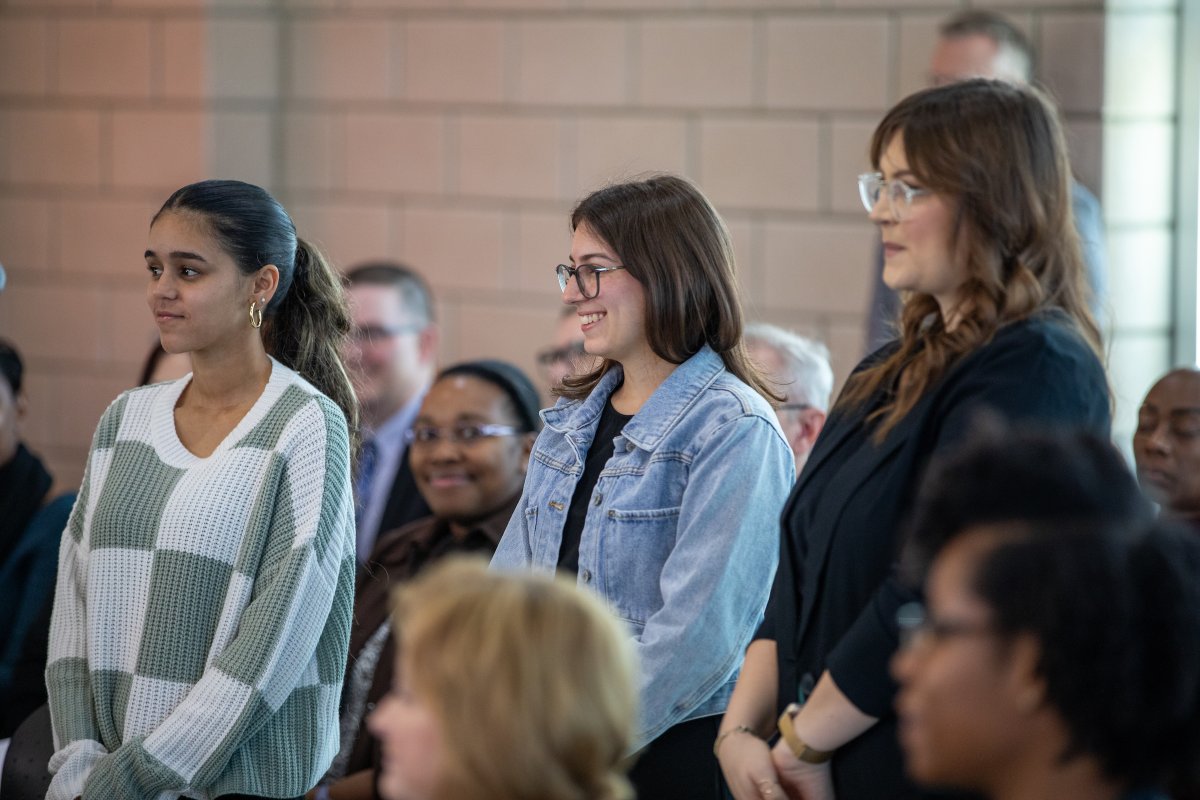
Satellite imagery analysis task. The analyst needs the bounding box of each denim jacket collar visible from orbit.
[540,345,725,452]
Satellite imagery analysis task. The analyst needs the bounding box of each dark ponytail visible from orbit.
[262,238,359,450]
[154,180,359,449]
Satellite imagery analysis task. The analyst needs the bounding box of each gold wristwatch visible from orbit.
[777,703,835,764]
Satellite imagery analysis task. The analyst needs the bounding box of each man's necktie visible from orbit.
[354,437,378,529]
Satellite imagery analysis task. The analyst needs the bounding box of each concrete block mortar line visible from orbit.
[885,7,899,105]
[682,111,699,178]
[387,196,404,257]
[148,16,163,100]
[99,108,114,190]
[444,110,460,197]
[45,11,60,94]
[46,196,63,276]
[330,110,348,191]
[438,297,460,363]
[0,96,231,115]
[621,17,637,104]
[560,113,577,201]
[751,13,767,109]
[390,18,405,100]
[627,13,641,105]
[501,207,521,287]
[502,16,519,104]
[272,4,293,201]
[285,185,575,215]
[817,113,831,214]
[745,214,767,311]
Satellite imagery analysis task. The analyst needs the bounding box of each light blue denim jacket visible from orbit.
[492,345,794,749]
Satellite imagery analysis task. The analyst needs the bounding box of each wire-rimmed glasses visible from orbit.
[857,173,932,221]
[556,264,626,300]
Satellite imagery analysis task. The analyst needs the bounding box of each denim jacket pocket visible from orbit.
[600,505,681,626]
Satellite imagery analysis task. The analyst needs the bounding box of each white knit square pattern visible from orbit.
[45,361,355,800]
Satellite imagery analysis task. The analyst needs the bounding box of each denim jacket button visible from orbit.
[592,493,602,506]
[581,569,592,582]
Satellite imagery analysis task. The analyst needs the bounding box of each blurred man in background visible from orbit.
[745,322,832,474]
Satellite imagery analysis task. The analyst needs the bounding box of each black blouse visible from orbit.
[557,398,632,574]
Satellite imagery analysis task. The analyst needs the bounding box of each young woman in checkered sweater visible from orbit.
[45,180,359,800]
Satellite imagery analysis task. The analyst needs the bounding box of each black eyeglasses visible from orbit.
[556,264,626,299]
[405,423,520,447]
[896,601,998,651]
[777,402,812,413]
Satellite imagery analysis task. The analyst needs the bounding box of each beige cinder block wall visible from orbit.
[0,0,1107,491]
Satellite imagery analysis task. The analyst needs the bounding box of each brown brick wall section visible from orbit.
[0,0,1122,492]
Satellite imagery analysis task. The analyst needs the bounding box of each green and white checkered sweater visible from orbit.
[46,359,356,800]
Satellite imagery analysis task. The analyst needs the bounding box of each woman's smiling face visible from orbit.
[562,222,650,369]
[408,374,532,524]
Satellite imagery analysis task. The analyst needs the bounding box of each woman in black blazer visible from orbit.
[716,79,1110,800]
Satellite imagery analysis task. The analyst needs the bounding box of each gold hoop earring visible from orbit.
[249,299,264,329]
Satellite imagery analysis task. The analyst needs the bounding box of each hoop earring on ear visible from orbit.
[249,299,264,329]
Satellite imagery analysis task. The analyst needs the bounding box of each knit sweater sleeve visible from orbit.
[80,394,355,800]
[45,395,129,800]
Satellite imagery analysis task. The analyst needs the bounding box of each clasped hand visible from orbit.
[718,733,834,800]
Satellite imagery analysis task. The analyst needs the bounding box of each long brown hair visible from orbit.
[557,174,777,402]
[840,80,1103,438]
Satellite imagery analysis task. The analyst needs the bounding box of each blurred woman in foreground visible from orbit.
[368,557,638,800]
[894,434,1200,800]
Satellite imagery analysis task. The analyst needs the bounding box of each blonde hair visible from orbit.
[391,558,638,800]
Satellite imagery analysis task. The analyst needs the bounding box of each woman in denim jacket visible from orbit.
[492,174,795,799]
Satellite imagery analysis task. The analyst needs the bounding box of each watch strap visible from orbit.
[777,703,835,764]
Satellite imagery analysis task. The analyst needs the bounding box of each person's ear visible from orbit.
[417,323,439,365]
[252,264,280,306]
[1004,632,1046,715]
[15,390,28,421]
[790,408,827,459]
